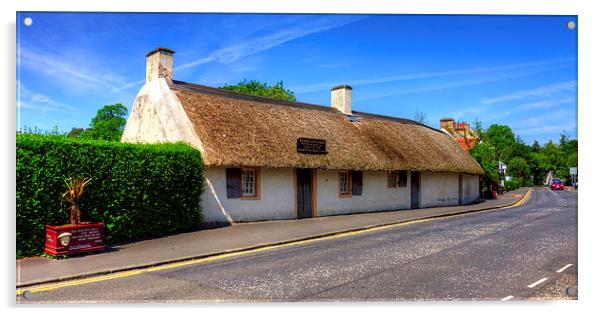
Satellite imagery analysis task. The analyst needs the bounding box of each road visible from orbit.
[19,188,577,302]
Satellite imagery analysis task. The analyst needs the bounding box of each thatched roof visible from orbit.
[171,80,484,175]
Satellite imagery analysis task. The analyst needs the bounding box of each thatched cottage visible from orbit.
[122,48,484,224]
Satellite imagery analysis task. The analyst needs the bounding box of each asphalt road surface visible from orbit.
[20,188,577,302]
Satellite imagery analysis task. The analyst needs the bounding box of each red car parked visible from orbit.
[550,179,564,190]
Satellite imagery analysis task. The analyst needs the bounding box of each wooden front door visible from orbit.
[296,168,314,219]
[411,171,420,209]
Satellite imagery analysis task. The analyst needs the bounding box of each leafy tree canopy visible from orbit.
[67,127,84,138]
[507,156,530,179]
[470,141,499,186]
[482,124,515,161]
[80,103,128,141]
[532,140,541,152]
[220,80,296,102]
[469,120,577,190]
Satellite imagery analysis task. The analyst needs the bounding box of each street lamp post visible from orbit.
[498,161,507,194]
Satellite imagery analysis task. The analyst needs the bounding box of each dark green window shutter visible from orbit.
[398,170,408,187]
[352,171,363,195]
[226,168,242,198]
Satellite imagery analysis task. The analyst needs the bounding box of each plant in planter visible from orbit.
[62,177,92,225]
[44,177,105,257]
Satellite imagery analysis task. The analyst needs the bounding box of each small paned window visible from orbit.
[242,168,257,197]
[339,171,351,196]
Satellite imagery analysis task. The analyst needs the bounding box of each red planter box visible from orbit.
[44,222,105,256]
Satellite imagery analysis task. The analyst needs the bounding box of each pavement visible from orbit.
[16,187,530,288]
[19,188,576,302]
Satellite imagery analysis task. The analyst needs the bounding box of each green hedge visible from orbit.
[16,134,204,258]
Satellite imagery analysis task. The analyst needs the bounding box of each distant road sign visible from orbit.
[570,167,577,175]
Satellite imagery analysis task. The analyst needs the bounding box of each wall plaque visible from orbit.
[297,138,327,154]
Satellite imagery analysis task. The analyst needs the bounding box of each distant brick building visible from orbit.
[439,118,479,151]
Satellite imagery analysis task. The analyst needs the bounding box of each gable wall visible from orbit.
[461,174,481,204]
[121,78,203,151]
[420,172,461,208]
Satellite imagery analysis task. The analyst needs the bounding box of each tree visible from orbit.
[532,140,540,152]
[529,150,548,184]
[414,110,428,125]
[467,121,577,187]
[80,103,128,141]
[507,156,531,186]
[509,135,532,159]
[220,80,296,101]
[538,139,573,181]
[67,127,84,138]
[554,133,578,183]
[469,140,499,192]
[482,124,515,161]
[472,119,483,138]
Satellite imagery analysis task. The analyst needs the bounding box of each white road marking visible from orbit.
[527,277,548,288]
[556,264,573,273]
[501,295,514,301]
[548,188,559,196]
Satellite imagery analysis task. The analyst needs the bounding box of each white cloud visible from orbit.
[451,83,576,124]
[19,49,130,93]
[515,121,577,136]
[111,16,364,93]
[111,79,146,94]
[515,109,573,127]
[17,81,75,112]
[355,64,562,102]
[451,107,482,120]
[293,58,573,94]
[174,16,363,71]
[469,95,576,123]
[482,81,576,105]
[519,97,575,110]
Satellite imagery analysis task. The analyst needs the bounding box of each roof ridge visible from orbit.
[353,111,446,134]
[171,80,337,113]
[170,79,444,134]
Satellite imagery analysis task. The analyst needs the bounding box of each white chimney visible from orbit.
[331,85,352,115]
[146,48,175,83]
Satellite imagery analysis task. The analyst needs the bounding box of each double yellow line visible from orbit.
[17,188,533,296]
[498,188,532,209]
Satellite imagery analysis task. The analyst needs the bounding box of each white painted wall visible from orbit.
[420,172,460,208]
[121,78,204,151]
[202,168,481,223]
[202,167,414,222]
[202,167,296,223]
[461,174,480,205]
[316,170,411,216]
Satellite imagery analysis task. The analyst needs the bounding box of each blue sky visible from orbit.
[16,13,577,144]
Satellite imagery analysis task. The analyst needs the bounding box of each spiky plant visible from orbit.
[61,177,92,225]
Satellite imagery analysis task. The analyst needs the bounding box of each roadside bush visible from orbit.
[16,134,204,258]
[504,180,519,191]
